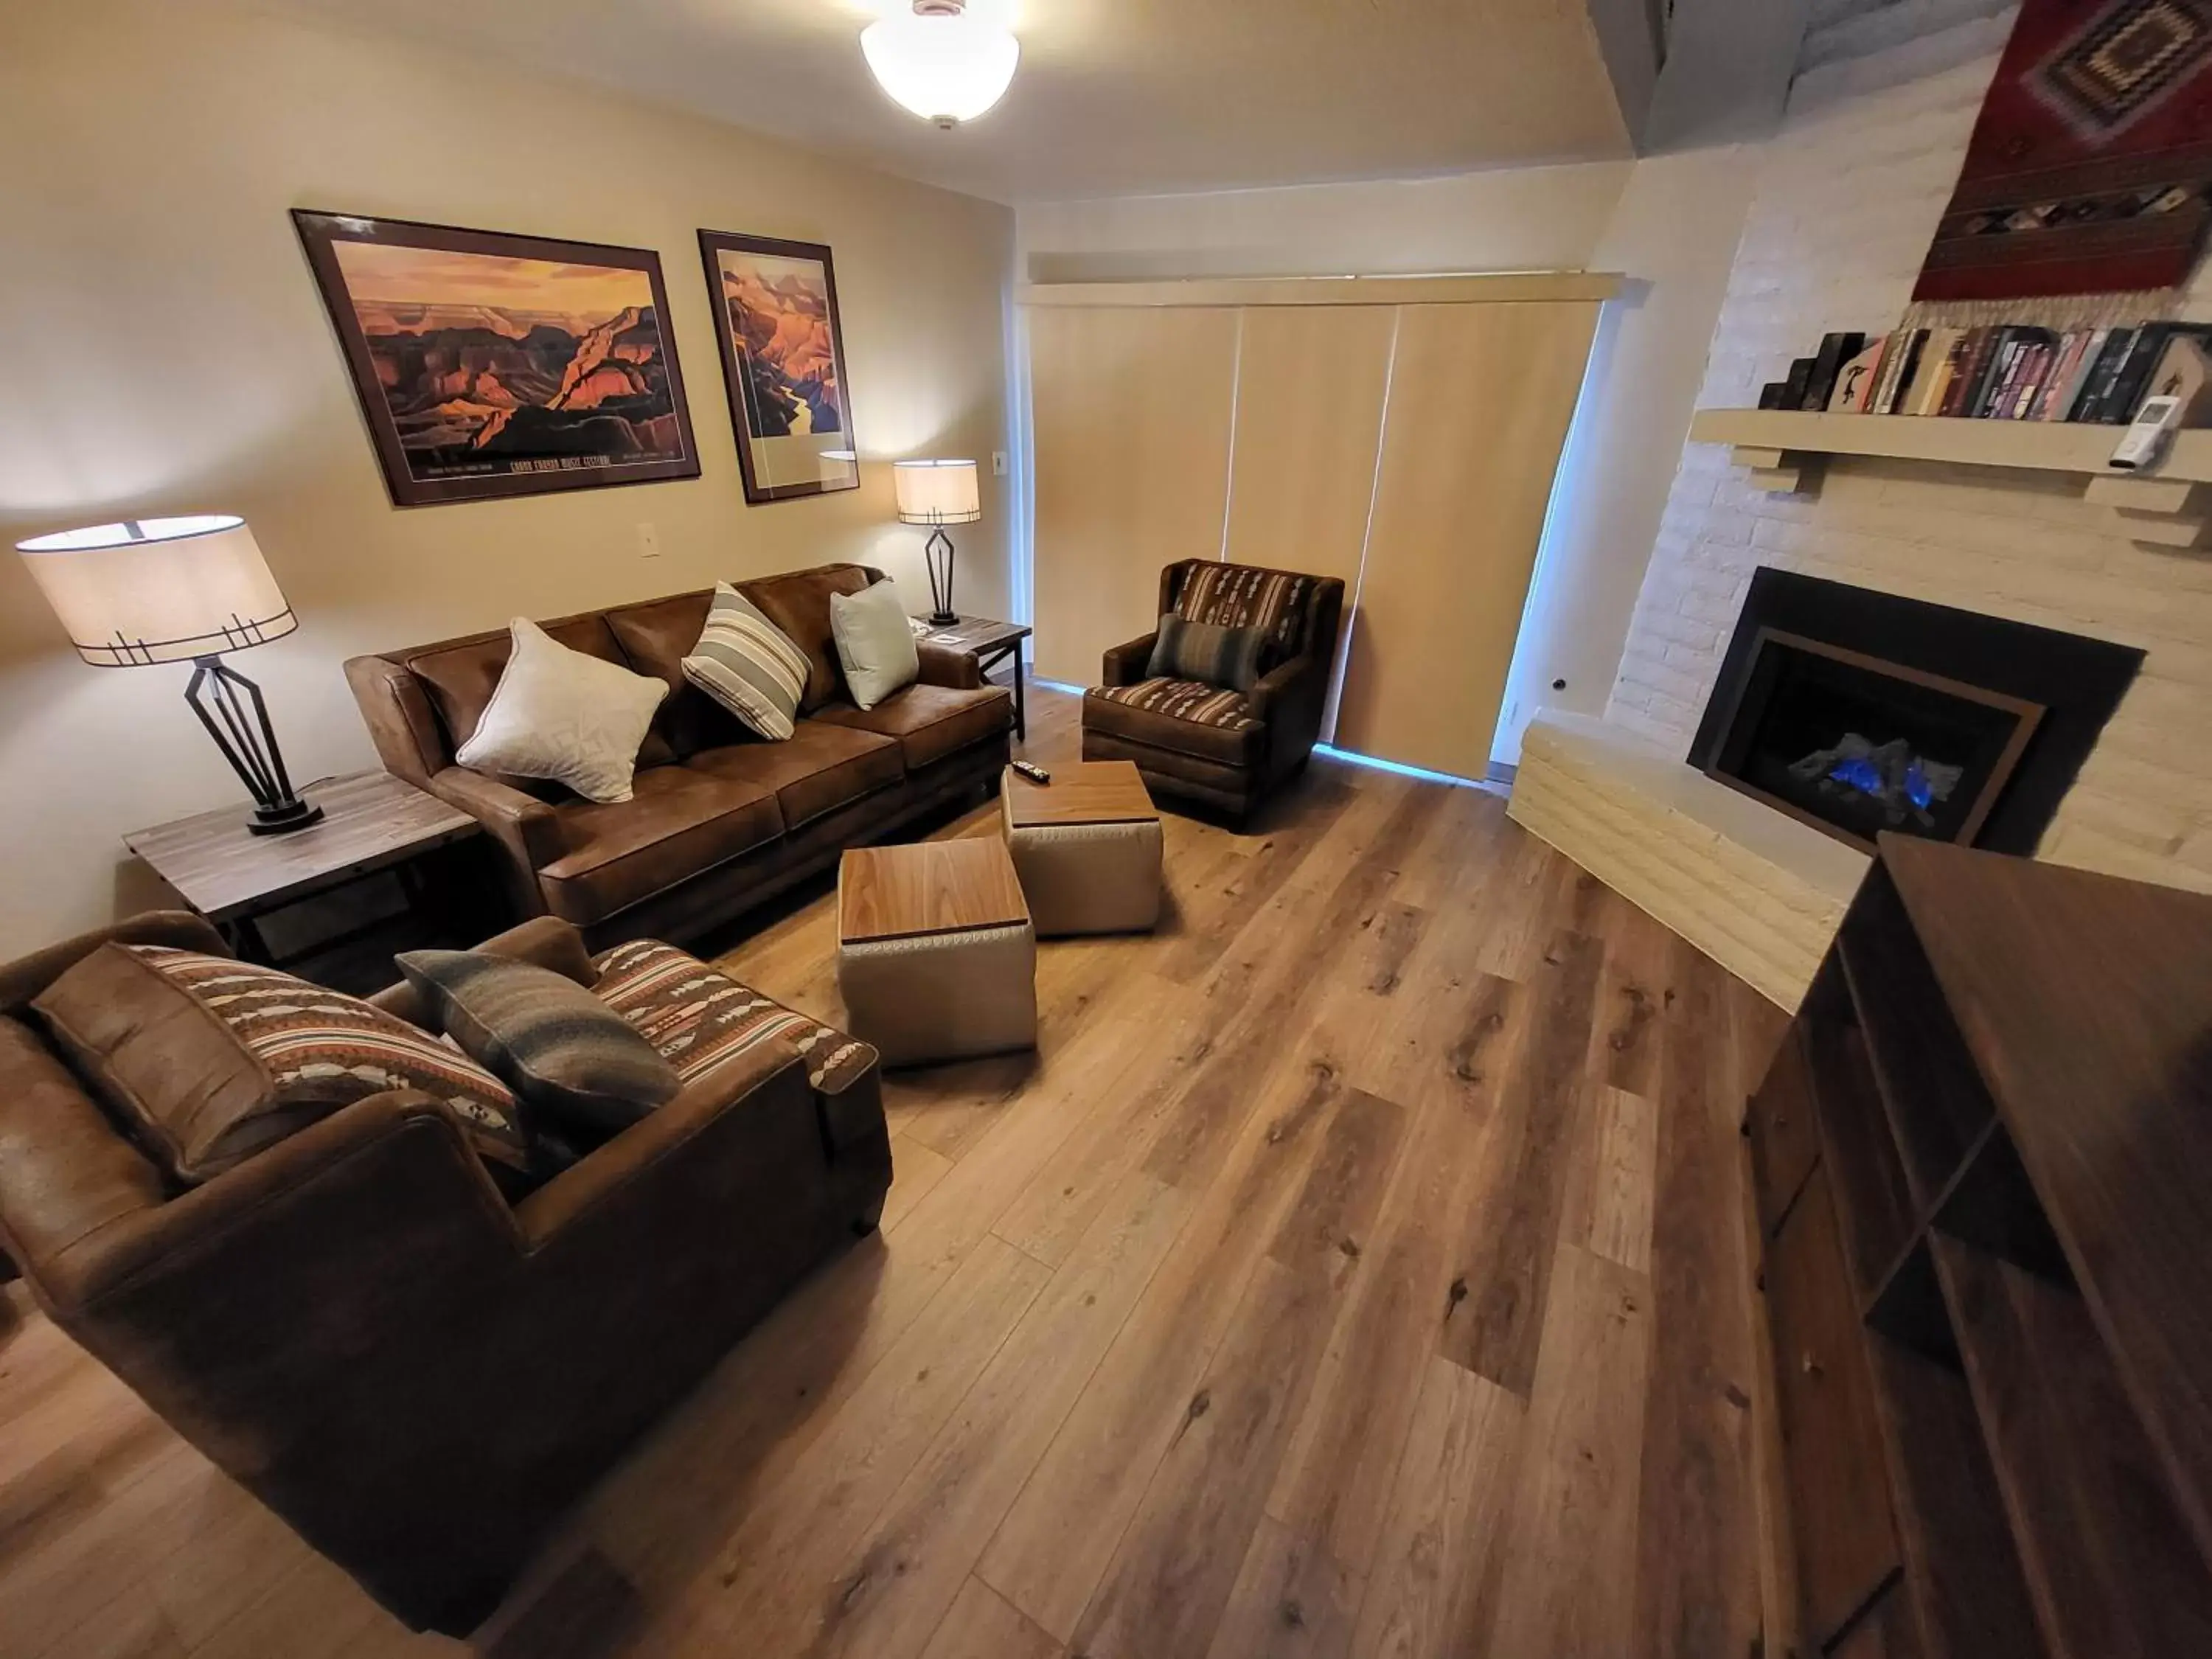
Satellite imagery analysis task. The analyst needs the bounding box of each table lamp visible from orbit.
[17,515,324,835]
[893,458,981,625]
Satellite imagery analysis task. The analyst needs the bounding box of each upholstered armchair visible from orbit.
[1082,559,1345,821]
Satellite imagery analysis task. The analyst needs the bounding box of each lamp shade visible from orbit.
[892,459,981,525]
[16,515,295,668]
[860,3,1019,127]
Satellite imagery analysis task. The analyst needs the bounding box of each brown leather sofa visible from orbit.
[1082,558,1345,821]
[347,564,1012,949]
[0,909,891,1635]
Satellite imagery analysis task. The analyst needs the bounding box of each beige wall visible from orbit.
[0,0,1014,953]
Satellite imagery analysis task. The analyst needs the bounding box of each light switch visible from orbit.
[991,451,1009,476]
[637,522,662,559]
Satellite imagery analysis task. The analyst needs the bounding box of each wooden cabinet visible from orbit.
[1747,838,2212,1658]
[1767,1164,1899,1641]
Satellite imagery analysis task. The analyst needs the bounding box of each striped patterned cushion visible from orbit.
[35,944,526,1183]
[682,582,811,741]
[397,950,681,1135]
[1146,611,1267,692]
[1092,678,1258,731]
[1175,563,1315,658]
[593,941,875,1092]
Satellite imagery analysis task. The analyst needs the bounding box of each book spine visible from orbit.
[1863,332,1901,414]
[1882,330,1930,414]
[2051,328,2107,420]
[2102,325,2167,422]
[2011,345,2053,419]
[2073,327,2135,421]
[1907,332,1958,415]
[1941,328,1994,416]
[2031,333,2086,420]
[1978,338,2024,417]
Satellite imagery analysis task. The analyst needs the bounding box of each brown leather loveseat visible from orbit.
[0,909,892,1635]
[347,563,1012,948]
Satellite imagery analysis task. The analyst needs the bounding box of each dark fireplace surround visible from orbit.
[1690,569,2143,856]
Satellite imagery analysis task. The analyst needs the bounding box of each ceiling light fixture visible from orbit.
[860,0,1019,129]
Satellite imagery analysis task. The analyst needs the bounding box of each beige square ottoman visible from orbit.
[1000,760,1163,937]
[836,839,1036,1066]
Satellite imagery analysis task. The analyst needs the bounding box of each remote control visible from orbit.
[1011,760,1051,785]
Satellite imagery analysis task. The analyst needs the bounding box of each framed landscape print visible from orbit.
[698,230,860,504]
[293,211,700,507]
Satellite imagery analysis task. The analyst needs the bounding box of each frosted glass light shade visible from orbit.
[15,515,296,667]
[861,4,1019,127]
[894,459,982,524]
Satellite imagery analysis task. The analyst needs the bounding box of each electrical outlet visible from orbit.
[991,451,1009,476]
[636,522,661,559]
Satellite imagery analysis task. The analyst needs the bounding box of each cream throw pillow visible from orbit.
[828,581,920,711]
[456,618,667,803]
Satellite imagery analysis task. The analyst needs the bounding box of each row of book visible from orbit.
[1759,323,2211,425]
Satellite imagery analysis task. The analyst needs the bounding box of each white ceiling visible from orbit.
[257,0,1636,204]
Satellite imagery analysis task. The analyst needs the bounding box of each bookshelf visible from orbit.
[1688,408,2212,546]
[1745,840,2212,1658]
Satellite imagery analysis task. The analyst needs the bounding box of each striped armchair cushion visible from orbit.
[1091,678,1258,731]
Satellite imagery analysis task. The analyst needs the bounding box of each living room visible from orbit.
[4,1,2210,1655]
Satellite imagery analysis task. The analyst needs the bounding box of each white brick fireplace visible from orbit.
[1510,1,2212,1006]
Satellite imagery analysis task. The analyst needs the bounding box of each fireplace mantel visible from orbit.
[1689,408,2212,546]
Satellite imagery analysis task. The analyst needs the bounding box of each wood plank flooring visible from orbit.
[0,687,1790,1658]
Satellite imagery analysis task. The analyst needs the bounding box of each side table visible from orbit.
[124,771,490,971]
[915,615,1034,739]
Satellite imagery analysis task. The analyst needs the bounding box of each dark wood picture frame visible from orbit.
[293,210,701,507]
[697,230,860,505]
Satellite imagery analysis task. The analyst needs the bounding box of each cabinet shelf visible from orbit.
[1745,835,2212,1656]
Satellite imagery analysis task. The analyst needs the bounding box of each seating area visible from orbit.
[347,565,1013,949]
[7,3,2212,1657]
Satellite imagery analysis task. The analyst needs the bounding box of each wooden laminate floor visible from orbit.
[0,687,1789,1659]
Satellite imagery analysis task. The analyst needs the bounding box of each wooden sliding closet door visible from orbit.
[1331,301,1599,779]
[1222,305,1398,728]
[1029,305,1240,686]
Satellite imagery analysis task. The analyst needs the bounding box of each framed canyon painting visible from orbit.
[697,230,860,504]
[293,211,700,507]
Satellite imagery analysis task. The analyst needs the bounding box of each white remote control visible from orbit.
[2110,394,2184,472]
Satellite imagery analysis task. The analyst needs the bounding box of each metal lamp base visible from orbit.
[923,526,960,629]
[248,797,326,837]
[184,655,324,838]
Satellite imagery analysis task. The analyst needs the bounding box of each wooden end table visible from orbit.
[915,616,1034,739]
[124,771,489,969]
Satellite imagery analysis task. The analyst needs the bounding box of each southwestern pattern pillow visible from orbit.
[1175,563,1314,661]
[593,940,874,1093]
[1146,611,1268,692]
[33,943,528,1184]
[397,950,681,1136]
[683,582,811,741]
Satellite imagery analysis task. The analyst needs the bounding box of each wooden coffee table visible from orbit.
[1000,760,1163,936]
[836,839,1036,1065]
